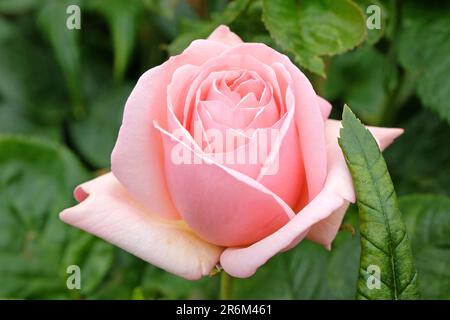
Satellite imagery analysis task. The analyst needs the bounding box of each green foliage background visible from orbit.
[0,0,449,299]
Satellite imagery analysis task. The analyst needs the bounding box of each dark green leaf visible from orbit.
[234,241,332,299]
[385,110,450,196]
[326,195,450,300]
[324,45,396,125]
[141,266,218,299]
[143,0,186,21]
[233,206,414,300]
[338,105,420,299]
[62,231,115,296]
[229,1,275,45]
[0,103,61,142]
[0,0,38,14]
[326,205,360,299]
[37,0,83,115]
[69,83,133,168]
[399,194,450,299]
[142,0,198,41]
[0,18,64,142]
[88,0,143,81]
[0,136,113,298]
[0,17,69,125]
[397,2,450,124]
[168,0,251,55]
[262,0,366,76]
[87,250,146,299]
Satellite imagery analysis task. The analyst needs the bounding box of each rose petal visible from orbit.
[322,120,357,203]
[207,25,243,47]
[317,95,332,120]
[111,40,228,220]
[367,126,404,151]
[221,43,328,201]
[305,201,350,250]
[60,173,223,280]
[155,123,295,247]
[220,189,345,278]
[220,120,403,277]
[305,120,403,248]
[257,88,306,209]
[179,54,283,130]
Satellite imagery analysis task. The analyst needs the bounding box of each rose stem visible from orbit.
[219,271,234,300]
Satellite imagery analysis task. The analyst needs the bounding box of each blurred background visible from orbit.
[0,0,449,299]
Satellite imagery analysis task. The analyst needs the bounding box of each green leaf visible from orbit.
[228,1,275,45]
[233,241,332,299]
[385,110,450,196]
[0,18,67,142]
[0,103,61,142]
[324,46,396,125]
[0,136,113,298]
[88,0,143,81]
[94,251,217,300]
[262,0,366,76]
[62,231,115,296]
[143,0,184,21]
[0,17,69,125]
[244,195,450,301]
[326,205,360,299]
[399,194,450,299]
[69,83,133,168]
[233,204,442,300]
[37,0,83,115]
[140,266,218,299]
[325,195,450,300]
[0,0,38,14]
[168,0,251,55]
[397,2,450,124]
[87,250,146,299]
[142,0,197,41]
[338,105,420,300]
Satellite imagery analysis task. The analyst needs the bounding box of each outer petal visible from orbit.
[257,90,306,209]
[367,125,404,151]
[111,40,228,220]
[220,120,403,278]
[305,120,403,248]
[220,189,345,278]
[60,173,223,280]
[207,25,243,47]
[317,95,332,120]
[156,123,294,247]
[305,201,350,250]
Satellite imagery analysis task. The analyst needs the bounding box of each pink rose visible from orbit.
[60,26,403,279]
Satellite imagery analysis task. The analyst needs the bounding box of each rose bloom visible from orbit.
[60,26,403,279]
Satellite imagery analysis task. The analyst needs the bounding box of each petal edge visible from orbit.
[60,173,223,280]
